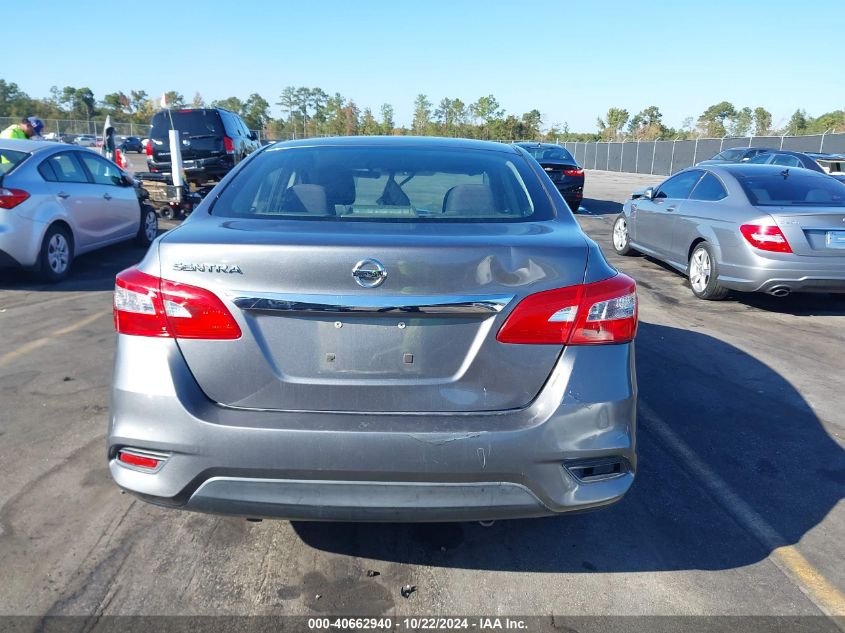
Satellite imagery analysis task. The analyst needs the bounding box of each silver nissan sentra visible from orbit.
[109,137,638,522]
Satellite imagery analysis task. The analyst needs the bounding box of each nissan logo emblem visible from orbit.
[352,259,387,288]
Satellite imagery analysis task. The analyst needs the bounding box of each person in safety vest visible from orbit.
[1,117,44,140]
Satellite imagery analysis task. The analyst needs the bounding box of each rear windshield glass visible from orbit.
[212,146,554,222]
[737,172,845,206]
[521,146,575,162]
[747,154,771,164]
[151,110,222,139]
[0,149,29,175]
[715,149,743,161]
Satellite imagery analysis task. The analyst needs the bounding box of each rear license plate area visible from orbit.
[826,230,845,249]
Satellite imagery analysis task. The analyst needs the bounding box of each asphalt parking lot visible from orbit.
[1,170,843,624]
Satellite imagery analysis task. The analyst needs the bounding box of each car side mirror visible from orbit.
[248,131,258,141]
[633,187,654,200]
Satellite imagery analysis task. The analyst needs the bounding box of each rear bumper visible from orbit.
[148,156,234,181]
[552,182,584,210]
[0,211,44,268]
[717,249,845,294]
[0,248,22,268]
[109,336,637,522]
[186,479,557,522]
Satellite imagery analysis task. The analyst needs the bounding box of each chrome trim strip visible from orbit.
[229,292,514,316]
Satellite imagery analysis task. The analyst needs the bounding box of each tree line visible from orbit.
[596,102,845,142]
[2,79,842,142]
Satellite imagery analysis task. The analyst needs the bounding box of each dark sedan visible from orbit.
[120,136,144,153]
[697,146,772,165]
[517,142,584,212]
[749,150,845,183]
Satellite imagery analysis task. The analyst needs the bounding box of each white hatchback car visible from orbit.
[0,139,157,282]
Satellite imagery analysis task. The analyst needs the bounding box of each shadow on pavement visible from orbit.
[293,321,845,573]
[580,198,622,216]
[734,291,845,316]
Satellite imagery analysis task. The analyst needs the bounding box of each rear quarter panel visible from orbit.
[3,162,76,265]
[671,172,768,271]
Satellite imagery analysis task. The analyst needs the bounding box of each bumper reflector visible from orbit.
[117,449,167,471]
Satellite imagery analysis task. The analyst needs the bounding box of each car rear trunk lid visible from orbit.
[158,218,588,413]
[771,209,845,257]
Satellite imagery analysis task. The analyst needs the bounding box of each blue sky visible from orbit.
[4,0,844,131]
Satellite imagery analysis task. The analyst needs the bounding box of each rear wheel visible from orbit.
[612,215,636,256]
[136,204,158,246]
[37,225,73,283]
[688,242,729,300]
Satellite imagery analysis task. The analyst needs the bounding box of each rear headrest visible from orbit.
[750,188,771,202]
[805,189,832,202]
[314,170,356,206]
[442,184,496,215]
[283,184,327,214]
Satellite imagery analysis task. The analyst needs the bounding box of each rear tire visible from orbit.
[136,204,158,247]
[612,215,636,256]
[37,225,73,283]
[689,242,729,300]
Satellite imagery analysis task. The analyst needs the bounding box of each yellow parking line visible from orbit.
[774,546,845,616]
[640,401,845,620]
[0,310,111,366]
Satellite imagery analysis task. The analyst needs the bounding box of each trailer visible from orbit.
[135,173,204,220]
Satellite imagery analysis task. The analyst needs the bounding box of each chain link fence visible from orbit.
[561,133,845,176]
[0,117,151,139]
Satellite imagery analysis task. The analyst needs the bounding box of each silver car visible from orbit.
[612,164,845,299]
[74,135,97,147]
[109,137,638,522]
[0,140,158,282]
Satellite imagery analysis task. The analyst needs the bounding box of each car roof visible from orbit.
[0,139,65,153]
[759,149,809,158]
[807,152,845,160]
[270,135,521,154]
[515,142,565,149]
[715,163,828,177]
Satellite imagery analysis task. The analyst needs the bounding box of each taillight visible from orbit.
[223,136,234,153]
[145,140,153,157]
[563,168,584,177]
[740,224,792,253]
[0,187,30,209]
[114,267,241,339]
[497,274,637,345]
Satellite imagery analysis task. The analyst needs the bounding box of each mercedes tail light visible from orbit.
[740,224,792,253]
